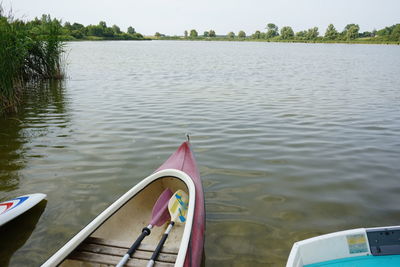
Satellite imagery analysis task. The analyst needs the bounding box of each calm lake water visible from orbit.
[1,40,400,266]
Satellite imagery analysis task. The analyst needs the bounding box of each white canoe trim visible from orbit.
[41,169,196,267]
[0,193,46,226]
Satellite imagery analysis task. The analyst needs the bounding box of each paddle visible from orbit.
[146,189,189,267]
[116,188,173,267]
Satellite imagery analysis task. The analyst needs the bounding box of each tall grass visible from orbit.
[0,7,64,114]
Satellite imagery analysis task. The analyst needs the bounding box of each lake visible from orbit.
[0,40,400,266]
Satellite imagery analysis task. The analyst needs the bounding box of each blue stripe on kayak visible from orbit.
[305,255,400,267]
[9,196,29,210]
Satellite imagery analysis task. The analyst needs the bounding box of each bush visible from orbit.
[0,9,64,114]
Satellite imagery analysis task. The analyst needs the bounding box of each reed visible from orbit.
[0,7,64,114]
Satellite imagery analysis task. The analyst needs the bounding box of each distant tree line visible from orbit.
[256,23,399,41]
[61,20,144,40]
[156,23,400,43]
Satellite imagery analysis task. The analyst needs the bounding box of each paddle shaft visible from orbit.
[147,222,175,267]
[116,225,152,267]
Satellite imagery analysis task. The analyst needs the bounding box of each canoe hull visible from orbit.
[42,141,204,267]
[157,142,205,267]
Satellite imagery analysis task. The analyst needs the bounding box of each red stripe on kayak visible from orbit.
[0,202,14,214]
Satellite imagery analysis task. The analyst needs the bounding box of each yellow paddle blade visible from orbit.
[168,190,189,224]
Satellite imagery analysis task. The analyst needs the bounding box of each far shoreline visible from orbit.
[63,37,400,46]
[147,37,400,46]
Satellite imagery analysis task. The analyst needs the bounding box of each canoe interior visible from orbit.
[60,176,188,267]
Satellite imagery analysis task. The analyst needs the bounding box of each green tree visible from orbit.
[86,25,104,36]
[266,23,278,31]
[280,26,294,39]
[184,30,188,38]
[227,32,235,38]
[238,30,246,38]
[342,24,359,40]
[64,21,72,30]
[61,21,72,36]
[344,23,359,32]
[252,30,261,39]
[135,33,144,39]
[127,26,135,34]
[99,21,107,29]
[324,24,338,40]
[103,27,114,37]
[203,31,209,37]
[296,30,307,40]
[209,30,216,37]
[112,25,121,34]
[305,27,319,40]
[391,24,400,41]
[266,23,278,38]
[376,26,392,37]
[69,22,85,37]
[72,23,84,31]
[86,21,114,37]
[71,30,83,39]
[345,25,359,40]
[155,32,161,37]
[41,14,51,23]
[189,29,198,37]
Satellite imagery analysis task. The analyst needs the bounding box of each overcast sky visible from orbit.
[4,0,400,36]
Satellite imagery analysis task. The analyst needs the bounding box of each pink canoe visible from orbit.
[43,141,205,267]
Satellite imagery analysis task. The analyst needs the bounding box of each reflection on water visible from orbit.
[0,200,47,266]
[0,116,23,192]
[1,41,400,266]
[0,80,68,194]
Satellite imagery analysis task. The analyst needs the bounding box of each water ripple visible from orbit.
[1,41,399,266]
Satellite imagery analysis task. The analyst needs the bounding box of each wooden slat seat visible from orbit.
[66,237,178,267]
